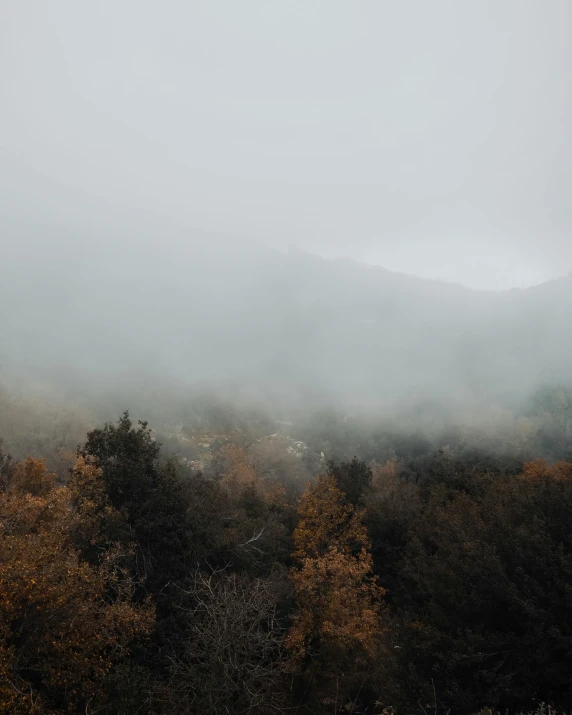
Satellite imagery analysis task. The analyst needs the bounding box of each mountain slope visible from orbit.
[2,195,572,407]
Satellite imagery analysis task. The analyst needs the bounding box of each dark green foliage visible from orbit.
[0,441,14,491]
[81,413,196,594]
[82,412,160,511]
[327,456,372,505]
[82,413,226,596]
[6,389,572,714]
[368,458,572,714]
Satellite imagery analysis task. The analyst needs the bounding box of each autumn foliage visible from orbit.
[519,458,572,481]
[287,474,386,707]
[3,404,572,714]
[0,457,153,714]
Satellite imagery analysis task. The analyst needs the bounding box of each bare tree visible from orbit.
[159,567,289,714]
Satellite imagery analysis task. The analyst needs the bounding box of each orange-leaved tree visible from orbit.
[520,458,572,481]
[0,457,153,714]
[286,473,386,708]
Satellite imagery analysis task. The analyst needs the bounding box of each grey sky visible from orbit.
[1,1,570,290]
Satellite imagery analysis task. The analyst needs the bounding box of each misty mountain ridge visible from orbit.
[3,220,572,411]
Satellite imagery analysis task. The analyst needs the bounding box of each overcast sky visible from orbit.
[1,1,570,290]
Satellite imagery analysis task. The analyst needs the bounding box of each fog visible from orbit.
[1,1,572,426]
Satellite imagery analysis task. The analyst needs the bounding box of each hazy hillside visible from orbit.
[2,217,572,408]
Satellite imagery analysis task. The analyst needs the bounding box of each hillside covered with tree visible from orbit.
[2,382,572,714]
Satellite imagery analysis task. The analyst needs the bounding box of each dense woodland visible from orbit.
[2,381,572,714]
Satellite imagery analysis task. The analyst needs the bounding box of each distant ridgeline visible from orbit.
[2,236,572,406]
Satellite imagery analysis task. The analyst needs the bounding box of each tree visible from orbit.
[287,474,387,711]
[213,443,290,574]
[0,457,153,714]
[0,442,14,492]
[80,413,196,595]
[327,456,372,506]
[396,460,572,713]
[160,568,288,714]
[68,454,132,565]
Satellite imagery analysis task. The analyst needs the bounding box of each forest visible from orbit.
[3,1,571,711]
[2,380,572,715]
